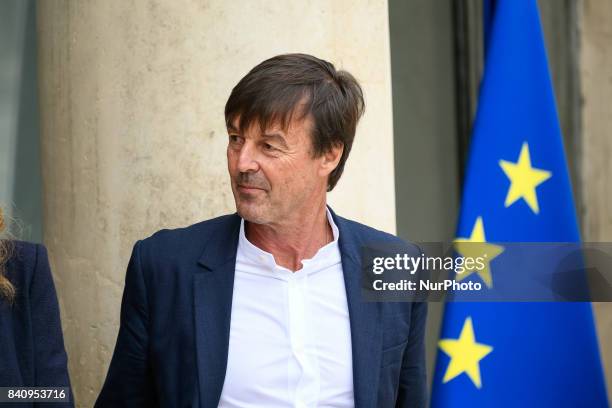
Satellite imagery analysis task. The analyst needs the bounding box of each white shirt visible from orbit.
[218,209,354,408]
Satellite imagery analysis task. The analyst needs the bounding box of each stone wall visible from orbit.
[579,0,612,402]
[36,1,396,405]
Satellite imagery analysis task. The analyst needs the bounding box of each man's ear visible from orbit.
[319,143,344,177]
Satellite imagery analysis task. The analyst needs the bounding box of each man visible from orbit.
[96,53,427,407]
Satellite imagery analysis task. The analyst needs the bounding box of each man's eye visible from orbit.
[229,135,242,143]
[263,143,276,151]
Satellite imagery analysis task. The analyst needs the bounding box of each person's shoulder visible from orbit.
[335,215,397,241]
[334,213,419,251]
[134,213,240,259]
[4,240,51,292]
[9,239,37,259]
[6,240,46,272]
[142,213,238,243]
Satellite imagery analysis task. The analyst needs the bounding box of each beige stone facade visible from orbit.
[579,0,612,403]
[35,0,612,406]
[36,1,395,406]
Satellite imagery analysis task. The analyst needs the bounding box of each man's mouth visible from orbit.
[237,184,266,193]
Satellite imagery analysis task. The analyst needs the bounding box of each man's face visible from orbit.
[227,114,328,225]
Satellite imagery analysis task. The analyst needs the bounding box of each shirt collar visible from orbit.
[238,207,341,272]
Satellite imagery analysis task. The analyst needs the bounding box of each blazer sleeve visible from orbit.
[30,244,74,407]
[396,301,428,408]
[95,241,157,407]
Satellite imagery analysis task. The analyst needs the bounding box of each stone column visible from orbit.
[36,1,395,406]
[579,0,612,402]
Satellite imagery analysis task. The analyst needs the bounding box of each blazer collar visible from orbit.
[197,214,241,271]
[193,214,240,408]
[330,207,383,408]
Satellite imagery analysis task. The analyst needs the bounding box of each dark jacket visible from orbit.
[96,209,427,407]
[0,241,73,407]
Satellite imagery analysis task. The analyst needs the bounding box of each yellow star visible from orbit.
[454,217,504,288]
[499,142,552,214]
[438,316,493,388]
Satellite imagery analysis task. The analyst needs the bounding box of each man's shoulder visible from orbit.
[335,215,398,241]
[135,213,240,258]
[145,213,238,240]
[334,213,419,251]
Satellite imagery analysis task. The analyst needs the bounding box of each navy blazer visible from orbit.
[0,241,73,407]
[96,209,427,407]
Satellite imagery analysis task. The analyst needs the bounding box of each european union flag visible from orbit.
[430,0,609,406]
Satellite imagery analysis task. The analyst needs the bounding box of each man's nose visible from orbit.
[236,143,260,173]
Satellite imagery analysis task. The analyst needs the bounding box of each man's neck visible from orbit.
[245,203,333,272]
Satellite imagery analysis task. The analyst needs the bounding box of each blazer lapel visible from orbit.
[192,209,383,408]
[193,214,241,408]
[331,208,383,408]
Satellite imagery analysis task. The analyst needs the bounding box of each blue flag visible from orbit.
[430,0,609,406]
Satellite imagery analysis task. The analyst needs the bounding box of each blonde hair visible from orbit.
[0,207,15,303]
